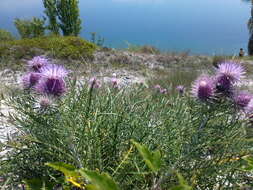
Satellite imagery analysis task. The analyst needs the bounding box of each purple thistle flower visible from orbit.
[154,84,161,89]
[215,75,233,94]
[40,64,69,78]
[27,56,49,72]
[191,75,215,101]
[35,64,68,97]
[89,77,101,88]
[36,78,66,97]
[160,88,168,94]
[245,99,253,114]
[176,85,185,94]
[154,84,161,91]
[38,96,53,108]
[22,72,41,89]
[233,91,252,108]
[215,62,245,94]
[216,62,245,82]
[111,77,119,88]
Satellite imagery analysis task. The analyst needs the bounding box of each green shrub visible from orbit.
[0,36,96,60]
[0,29,15,41]
[126,42,160,54]
[14,17,45,39]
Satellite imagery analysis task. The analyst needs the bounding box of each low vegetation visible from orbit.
[126,42,160,54]
[1,57,253,189]
[0,36,96,60]
[0,29,15,41]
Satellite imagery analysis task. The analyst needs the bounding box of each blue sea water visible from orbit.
[0,0,251,55]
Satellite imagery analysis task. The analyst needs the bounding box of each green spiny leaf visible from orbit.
[131,140,162,172]
[79,169,120,190]
[170,173,192,190]
[46,162,79,177]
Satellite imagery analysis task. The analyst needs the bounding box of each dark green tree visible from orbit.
[42,0,82,36]
[56,0,82,36]
[43,0,60,35]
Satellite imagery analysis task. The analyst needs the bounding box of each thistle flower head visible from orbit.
[38,96,53,109]
[216,62,245,83]
[160,88,168,94]
[89,77,101,88]
[233,91,252,108]
[40,64,69,79]
[215,74,233,94]
[176,85,185,94]
[27,56,49,72]
[245,98,253,113]
[35,64,68,97]
[22,72,41,89]
[154,84,161,90]
[36,78,66,97]
[111,77,119,88]
[191,75,215,101]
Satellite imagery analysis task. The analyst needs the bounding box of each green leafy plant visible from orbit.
[0,36,96,60]
[170,173,192,190]
[0,29,15,41]
[46,162,119,190]
[14,17,45,39]
[45,142,190,190]
[1,62,253,189]
[46,161,121,190]
[132,140,163,173]
[46,162,84,188]
[80,170,120,190]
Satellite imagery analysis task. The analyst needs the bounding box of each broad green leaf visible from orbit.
[46,162,79,177]
[46,162,84,188]
[177,173,188,186]
[86,184,100,190]
[170,173,192,190]
[24,178,55,190]
[80,169,120,190]
[131,140,162,172]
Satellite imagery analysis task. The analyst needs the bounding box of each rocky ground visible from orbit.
[0,69,22,145]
